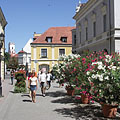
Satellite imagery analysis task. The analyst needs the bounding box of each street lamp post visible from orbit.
[0,33,4,97]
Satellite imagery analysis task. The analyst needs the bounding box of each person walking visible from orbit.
[28,72,38,103]
[32,69,37,77]
[28,72,32,97]
[39,70,47,97]
[10,70,14,85]
[46,71,52,89]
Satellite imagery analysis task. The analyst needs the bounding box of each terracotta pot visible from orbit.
[66,89,75,96]
[81,94,89,104]
[102,104,118,118]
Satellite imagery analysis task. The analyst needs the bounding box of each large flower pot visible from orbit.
[102,104,118,118]
[81,94,89,104]
[66,89,75,96]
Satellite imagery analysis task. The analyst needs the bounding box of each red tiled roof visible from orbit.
[32,27,75,44]
[18,50,26,54]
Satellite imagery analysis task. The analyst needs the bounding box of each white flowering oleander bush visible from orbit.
[87,52,120,105]
[52,54,81,86]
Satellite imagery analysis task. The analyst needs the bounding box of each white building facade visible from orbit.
[23,38,32,72]
[18,50,27,66]
[73,0,120,54]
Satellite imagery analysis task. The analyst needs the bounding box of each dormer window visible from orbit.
[46,37,52,43]
[61,37,67,42]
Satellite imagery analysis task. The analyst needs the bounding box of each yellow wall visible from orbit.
[31,45,72,73]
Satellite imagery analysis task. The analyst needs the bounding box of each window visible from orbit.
[74,35,76,45]
[18,58,23,64]
[93,21,96,37]
[61,37,67,42]
[59,49,65,56]
[86,27,88,41]
[80,31,81,43]
[41,49,47,58]
[103,14,106,32]
[29,57,31,63]
[46,37,52,43]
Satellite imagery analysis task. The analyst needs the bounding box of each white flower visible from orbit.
[98,65,103,70]
[112,66,116,71]
[99,74,104,81]
[105,76,109,80]
[105,55,112,63]
[92,61,102,65]
[117,67,120,70]
[87,71,90,75]
[92,74,96,79]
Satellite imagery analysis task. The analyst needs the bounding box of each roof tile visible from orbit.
[32,27,75,44]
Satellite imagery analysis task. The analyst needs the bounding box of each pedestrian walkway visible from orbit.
[0,79,120,120]
[0,74,14,104]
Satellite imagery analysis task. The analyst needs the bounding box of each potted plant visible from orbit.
[87,52,120,118]
[53,54,80,95]
[65,85,75,96]
[14,70,27,93]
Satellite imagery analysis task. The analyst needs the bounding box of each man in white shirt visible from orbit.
[39,69,47,97]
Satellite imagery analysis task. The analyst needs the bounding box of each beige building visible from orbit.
[0,7,7,80]
[31,27,75,73]
[73,0,120,54]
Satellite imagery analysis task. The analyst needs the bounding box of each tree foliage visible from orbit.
[7,56,19,70]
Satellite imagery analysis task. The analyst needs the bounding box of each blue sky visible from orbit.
[0,0,87,53]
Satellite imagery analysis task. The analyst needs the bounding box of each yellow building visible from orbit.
[31,27,75,73]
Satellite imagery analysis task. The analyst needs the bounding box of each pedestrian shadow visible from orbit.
[9,90,15,93]
[21,94,30,97]
[22,100,32,102]
[46,91,66,98]
[54,105,120,120]
[36,94,42,96]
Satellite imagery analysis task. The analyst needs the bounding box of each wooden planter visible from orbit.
[101,103,118,118]
[81,94,90,104]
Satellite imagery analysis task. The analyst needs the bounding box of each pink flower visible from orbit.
[99,56,102,59]
[82,58,86,61]
[74,68,76,72]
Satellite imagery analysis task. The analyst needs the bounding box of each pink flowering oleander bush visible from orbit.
[87,52,120,105]
[14,70,27,93]
[53,51,120,105]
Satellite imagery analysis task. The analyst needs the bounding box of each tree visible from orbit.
[7,57,19,70]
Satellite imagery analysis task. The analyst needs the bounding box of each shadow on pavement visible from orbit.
[52,96,80,104]
[9,91,15,93]
[54,105,120,120]
[46,91,66,98]
[23,100,32,102]
[52,96,120,120]
[21,94,30,97]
